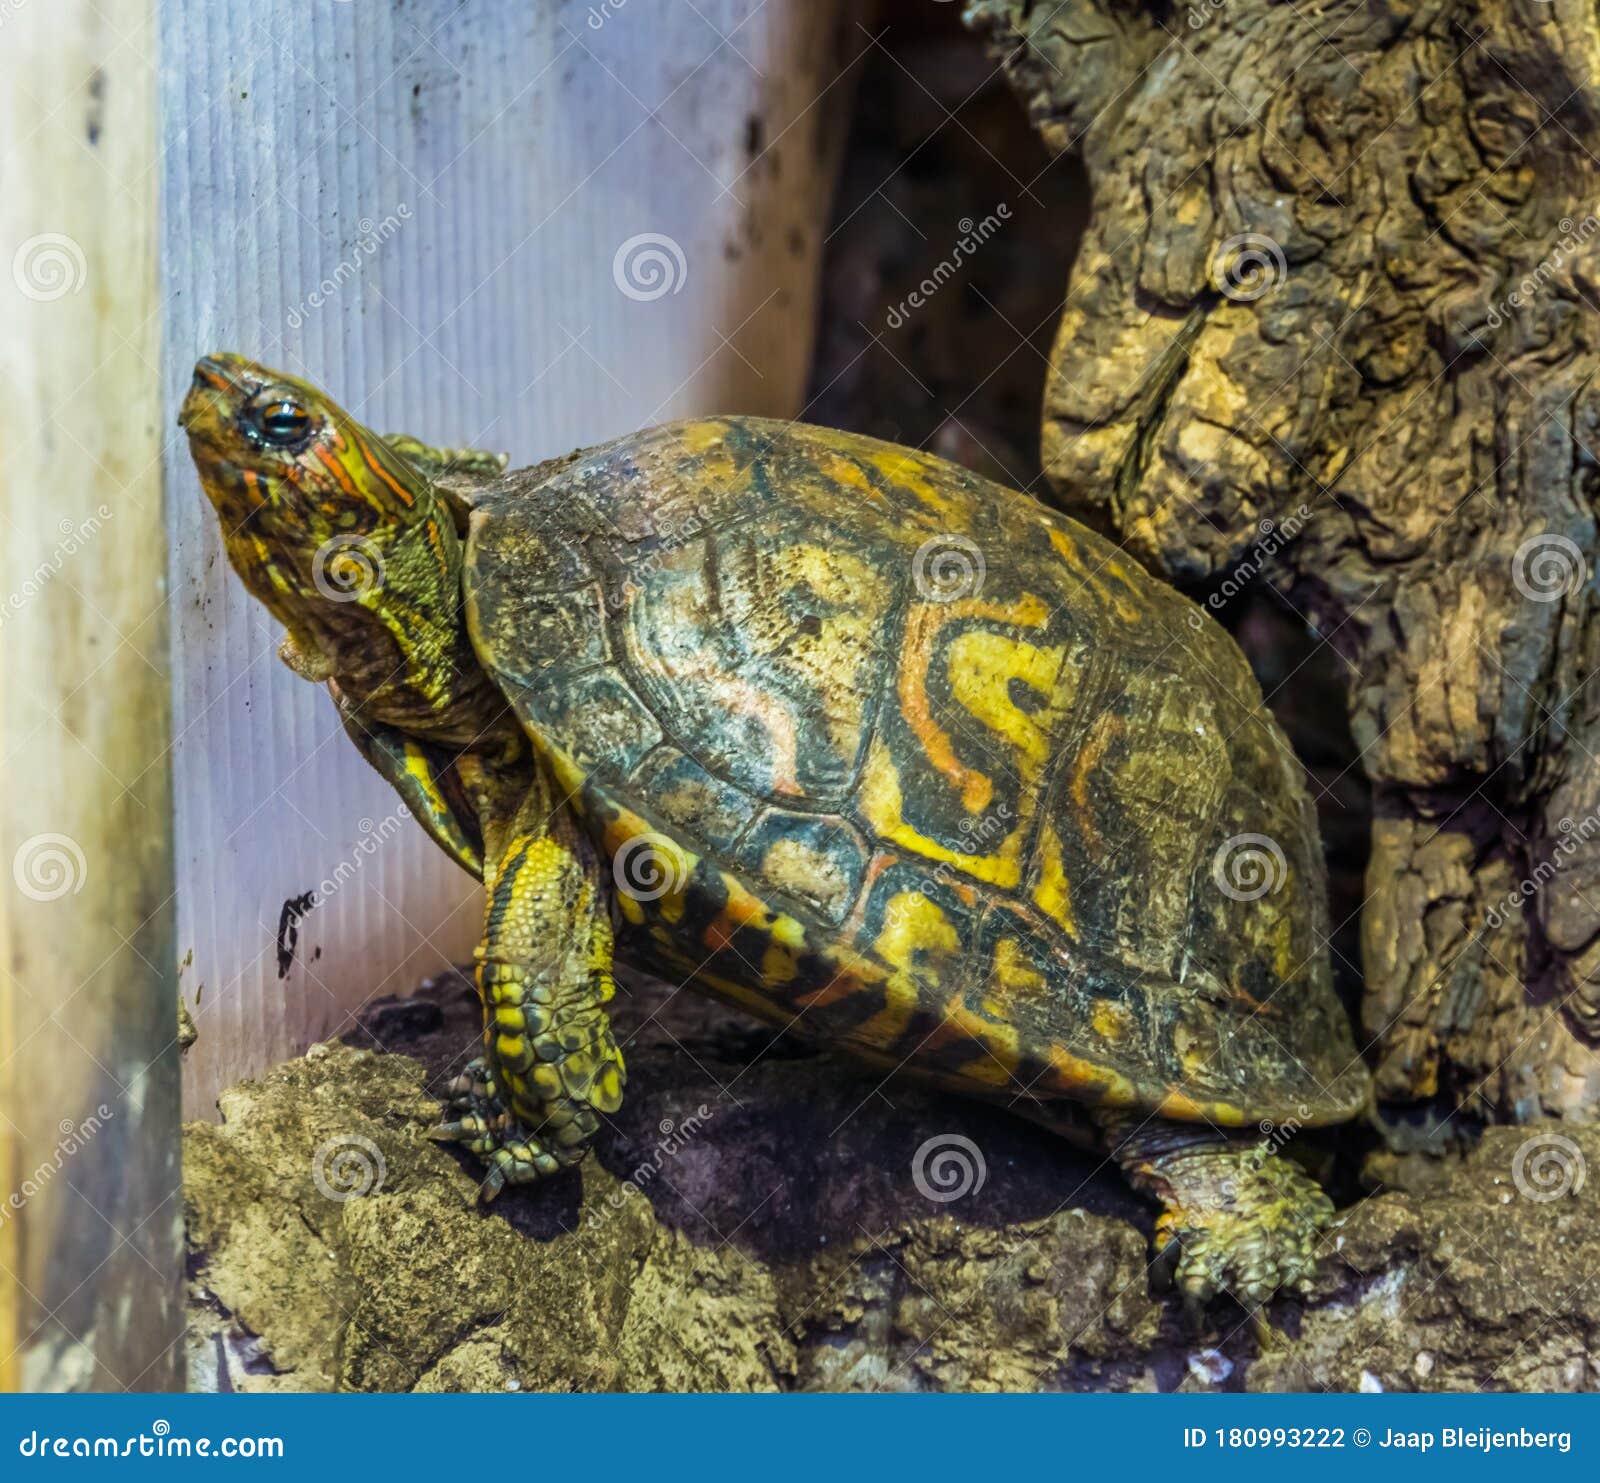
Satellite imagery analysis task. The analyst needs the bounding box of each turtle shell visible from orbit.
[463,418,1370,1127]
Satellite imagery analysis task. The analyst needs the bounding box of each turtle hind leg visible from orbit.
[1093,1110,1333,1318]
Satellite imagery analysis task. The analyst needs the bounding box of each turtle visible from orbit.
[180,352,1372,1314]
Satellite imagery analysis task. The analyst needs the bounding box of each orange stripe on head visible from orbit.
[313,444,360,499]
[352,431,415,507]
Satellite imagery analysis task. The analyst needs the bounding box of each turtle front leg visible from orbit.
[430,769,626,1200]
[1094,1111,1333,1319]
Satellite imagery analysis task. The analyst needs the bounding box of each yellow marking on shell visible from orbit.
[1091,999,1136,1044]
[858,741,1022,887]
[540,742,590,802]
[677,420,728,456]
[760,923,802,986]
[946,630,1066,774]
[871,450,963,521]
[753,543,884,771]
[813,451,890,508]
[923,988,1023,1086]
[898,592,1054,814]
[1044,1043,1130,1100]
[1045,526,1142,624]
[850,890,960,1049]
[1032,820,1075,937]
[981,937,1048,1021]
[760,837,850,918]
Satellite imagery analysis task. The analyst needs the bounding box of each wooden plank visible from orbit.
[162,1,853,1116]
[0,0,180,1391]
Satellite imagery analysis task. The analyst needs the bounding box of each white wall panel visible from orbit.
[162,0,851,1115]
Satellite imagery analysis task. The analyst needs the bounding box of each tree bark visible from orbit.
[965,0,1600,1126]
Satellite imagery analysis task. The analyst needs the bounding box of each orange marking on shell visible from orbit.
[795,969,870,1011]
[716,673,801,794]
[897,592,1051,812]
[702,915,737,952]
[1069,712,1121,850]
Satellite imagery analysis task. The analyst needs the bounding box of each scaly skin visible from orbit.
[1094,1110,1333,1321]
[182,353,1357,1309]
[180,353,622,1196]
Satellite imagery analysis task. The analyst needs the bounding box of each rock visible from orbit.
[185,975,1600,1392]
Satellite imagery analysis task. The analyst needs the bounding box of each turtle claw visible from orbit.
[1153,1153,1333,1317]
[430,1058,576,1196]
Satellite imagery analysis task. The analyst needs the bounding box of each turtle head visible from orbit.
[180,353,434,614]
[180,353,474,726]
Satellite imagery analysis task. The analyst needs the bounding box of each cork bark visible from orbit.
[965,0,1600,1124]
[185,976,1600,1392]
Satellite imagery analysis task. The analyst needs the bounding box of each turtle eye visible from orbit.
[247,391,313,447]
